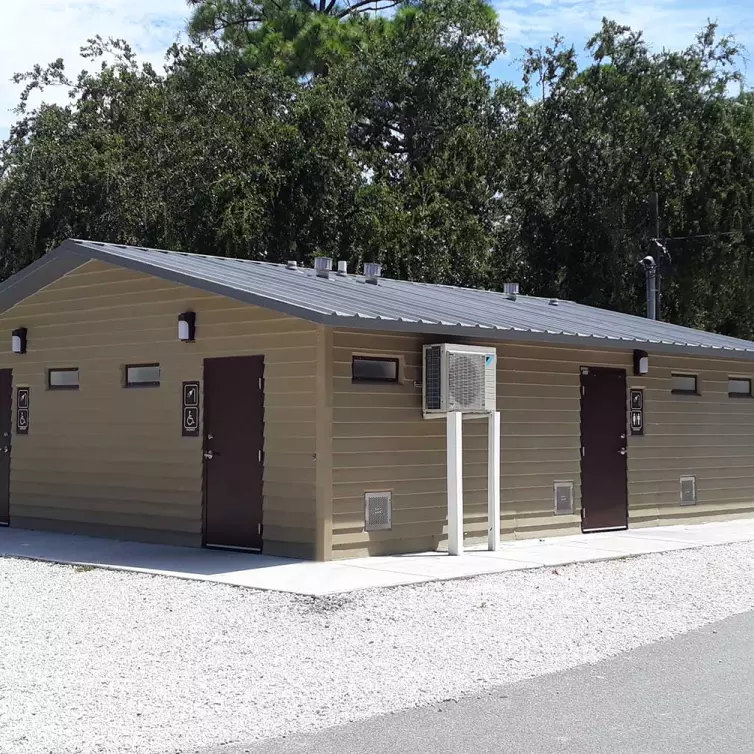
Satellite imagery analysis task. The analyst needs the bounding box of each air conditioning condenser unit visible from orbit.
[422,343,497,418]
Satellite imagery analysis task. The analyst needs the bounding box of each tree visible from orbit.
[3,11,754,339]
[1,0,511,290]
[334,0,511,286]
[187,0,413,77]
[0,39,361,277]
[506,20,754,335]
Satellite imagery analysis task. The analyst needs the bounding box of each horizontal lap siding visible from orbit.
[627,354,754,527]
[332,330,754,558]
[331,331,587,559]
[0,260,318,556]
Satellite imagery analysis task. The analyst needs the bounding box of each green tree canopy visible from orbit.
[2,5,754,337]
[187,0,413,76]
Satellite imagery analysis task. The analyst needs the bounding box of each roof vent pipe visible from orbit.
[503,282,519,300]
[286,260,298,270]
[337,260,348,277]
[364,262,382,284]
[314,257,333,279]
[639,256,657,320]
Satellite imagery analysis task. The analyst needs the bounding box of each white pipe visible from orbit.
[488,411,500,551]
[447,411,463,555]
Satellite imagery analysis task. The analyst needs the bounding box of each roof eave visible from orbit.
[324,315,754,362]
[3,239,754,363]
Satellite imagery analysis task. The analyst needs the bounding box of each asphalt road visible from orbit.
[205,609,754,754]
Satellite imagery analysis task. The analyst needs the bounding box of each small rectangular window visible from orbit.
[352,356,399,383]
[125,364,160,387]
[728,377,751,397]
[671,374,698,395]
[48,368,79,390]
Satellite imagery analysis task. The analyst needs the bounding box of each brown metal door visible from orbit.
[203,356,264,550]
[0,369,11,525]
[580,366,628,532]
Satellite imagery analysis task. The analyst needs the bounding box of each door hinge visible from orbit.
[257,523,262,536]
[581,446,585,457]
[258,377,262,390]
[258,449,262,463]
[581,385,585,396]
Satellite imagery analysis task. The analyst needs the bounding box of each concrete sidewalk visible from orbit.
[1,519,753,596]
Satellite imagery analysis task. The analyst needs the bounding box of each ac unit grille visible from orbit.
[554,482,574,515]
[365,491,392,531]
[680,476,697,505]
[447,352,485,411]
[424,346,442,411]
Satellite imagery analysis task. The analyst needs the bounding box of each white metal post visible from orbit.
[447,411,463,555]
[488,411,500,551]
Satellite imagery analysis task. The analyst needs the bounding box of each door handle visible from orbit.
[618,448,627,456]
[1,446,8,454]
[203,450,214,460]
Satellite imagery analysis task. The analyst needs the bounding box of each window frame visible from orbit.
[124,363,161,388]
[47,367,80,391]
[728,377,752,398]
[671,373,699,396]
[351,355,400,384]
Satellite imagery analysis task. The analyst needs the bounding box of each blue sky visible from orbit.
[0,0,752,140]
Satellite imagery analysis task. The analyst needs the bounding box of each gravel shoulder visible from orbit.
[1,542,754,754]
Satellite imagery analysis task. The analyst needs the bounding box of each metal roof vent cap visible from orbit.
[314,257,333,279]
[286,260,298,270]
[337,260,348,277]
[503,282,519,300]
[549,298,559,306]
[364,262,382,284]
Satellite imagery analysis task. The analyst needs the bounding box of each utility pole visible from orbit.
[649,192,661,320]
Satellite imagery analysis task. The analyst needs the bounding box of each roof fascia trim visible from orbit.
[331,316,754,362]
[63,240,333,326]
[0,245,90,315]
[6,241,753,363]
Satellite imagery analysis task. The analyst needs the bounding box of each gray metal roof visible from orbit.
[3,238,754,360]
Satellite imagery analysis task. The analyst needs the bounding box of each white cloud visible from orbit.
[0,0,189,137]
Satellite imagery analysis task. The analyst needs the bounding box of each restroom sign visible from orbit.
[16,387,29,434]
[630,389,644,436]
[182,381,200,436]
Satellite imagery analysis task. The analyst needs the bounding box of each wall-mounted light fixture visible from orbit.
[178,312,196,342]
[11,327,27,354]
[633,349,649,376]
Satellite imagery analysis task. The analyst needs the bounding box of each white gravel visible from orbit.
[1,542,754,754]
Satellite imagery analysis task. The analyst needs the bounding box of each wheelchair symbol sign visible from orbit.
[183,407,198,434]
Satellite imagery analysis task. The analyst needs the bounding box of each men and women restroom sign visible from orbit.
[630,388,644,436]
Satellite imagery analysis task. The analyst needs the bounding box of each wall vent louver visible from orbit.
[554,482,574,515]
[365,491,392,531]
[680,476,697,505]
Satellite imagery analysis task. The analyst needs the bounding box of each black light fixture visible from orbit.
[178,312,196,342]
[11,327,27,354]
[633,349,649,376]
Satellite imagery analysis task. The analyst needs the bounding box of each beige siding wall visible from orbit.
[332,329,754,558]
[0,260,320,558]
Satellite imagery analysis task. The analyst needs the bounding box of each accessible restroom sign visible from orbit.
[182,381,200,437]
